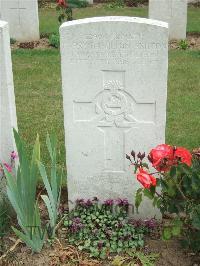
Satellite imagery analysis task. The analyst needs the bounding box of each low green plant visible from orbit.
[107,0,124,8]
[38,134,63,238]
[127,145,200,252]
[179,39,189,50]
[49,33,60,48]
[10,38,16,45]
[4,129,45,253]
[64,198,145,259]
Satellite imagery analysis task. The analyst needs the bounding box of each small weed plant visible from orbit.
[63,198,153,259]
[49,33,60,48]
[179,39,189,50]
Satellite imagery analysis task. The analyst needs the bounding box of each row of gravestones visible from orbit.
[0,0,189,41]
[1,15,169,218]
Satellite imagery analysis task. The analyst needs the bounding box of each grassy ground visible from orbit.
[11,5,200,170]
[39,5,200,35]
[12,49,65,170]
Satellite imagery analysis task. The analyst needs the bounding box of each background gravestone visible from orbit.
[0,20,18,198]
[0,0,39,42]
[149,0,187,40]
[60,17,168,218]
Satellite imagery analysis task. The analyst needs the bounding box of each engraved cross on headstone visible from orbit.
[168,0,174,18]
[73,71,156,173]
[10,1,26,26]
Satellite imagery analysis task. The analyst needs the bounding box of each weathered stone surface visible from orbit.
[0,0,39,42]
[149,0,187,40]
[0,20,17,196]
[60,17,168,218]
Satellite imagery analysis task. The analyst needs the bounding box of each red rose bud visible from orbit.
[126,154,131,161]
[137,152,143,160]
[174,147,192,167]
[148,144,174,172]
[131,150,135,159]
[141,152,145,160]
[136,168,156,189]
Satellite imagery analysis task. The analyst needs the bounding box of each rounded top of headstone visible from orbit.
[60,16,168,31]
[0,20,8,28]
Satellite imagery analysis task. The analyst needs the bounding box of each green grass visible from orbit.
[166,50,200,149]
[39,5,200,35]
[187,7,200,33]
[12,49,200,170]
[12,49,65,171]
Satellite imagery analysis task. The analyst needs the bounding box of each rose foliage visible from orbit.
[126,144,200,252]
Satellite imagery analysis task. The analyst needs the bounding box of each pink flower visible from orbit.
[3,162,12,173]
[11,151,18,160]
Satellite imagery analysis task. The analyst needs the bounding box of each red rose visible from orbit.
[174,147,192,167]
[136,168,156,189]
[149,144,174,172]
[56,0,67,7]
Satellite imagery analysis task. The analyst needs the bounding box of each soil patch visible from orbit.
[169,33,200,50]
[11,38,53,50]
[1,235,199,265]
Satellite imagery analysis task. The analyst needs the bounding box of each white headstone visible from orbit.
[0,20,17,195]
[60,17,168,218]
[149,0,187,40]
[0,0,39,42]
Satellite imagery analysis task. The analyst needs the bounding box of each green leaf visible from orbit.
[100,250,107,259]
[38,134,63,238]
[142,163,149,169]
[111,256,126,266]
[172,226,181,236]
[192,206,200,230]
[143,189,154,199]
[166,180,176,197]
[162,227,172,240]
[4,131,45,252]
[170,166,177,178]
[135,189,142,212]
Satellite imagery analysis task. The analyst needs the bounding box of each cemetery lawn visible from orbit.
[39,5,200,35]
[12,49,200,170]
